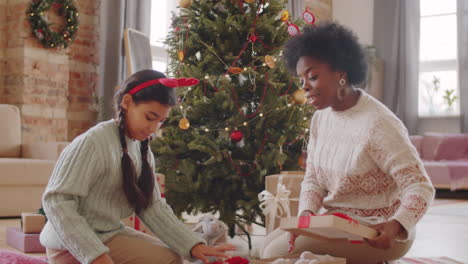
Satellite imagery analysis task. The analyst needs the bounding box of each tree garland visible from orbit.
[26,0,79,48]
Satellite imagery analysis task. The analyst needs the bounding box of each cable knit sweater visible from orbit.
[40,120,204,264]
[299,90,435,239]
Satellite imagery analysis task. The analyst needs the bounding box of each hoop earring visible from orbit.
[337,79,346,101]
[339,78,346,86]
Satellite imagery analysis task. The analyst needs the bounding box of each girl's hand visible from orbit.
[91,253,114,264]
[288,210,314,252]
[365,220,404,249]
[191,243,237,264]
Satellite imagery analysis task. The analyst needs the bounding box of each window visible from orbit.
[419,0,459,116]
[150,0,178,73]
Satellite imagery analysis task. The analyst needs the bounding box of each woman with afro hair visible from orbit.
[260,23,434,264]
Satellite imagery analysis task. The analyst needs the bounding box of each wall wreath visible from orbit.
[26,0,79,48]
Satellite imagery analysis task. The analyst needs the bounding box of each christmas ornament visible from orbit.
[287,23,300,36]
[303,8,316,25]
[244,0,255,3]
[264,55,276,69]
[230,130,244,142]
[228,67,243,74]
[178,50,185,61]
[281,10,290,22]
[292,89,307,104]
[179,118,190,130]
[26,0,79,48]
[195,51,201,61]
[179,0,193,8]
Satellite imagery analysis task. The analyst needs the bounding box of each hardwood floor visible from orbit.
[1,199,467,263]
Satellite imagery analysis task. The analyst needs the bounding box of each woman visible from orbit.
[260,23,435,264]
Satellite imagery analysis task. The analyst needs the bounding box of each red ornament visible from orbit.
[230,130,243,142]
[287,23,300,36]
[302,8,316,25]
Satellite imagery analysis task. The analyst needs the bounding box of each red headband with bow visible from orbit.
[128,78,199,95]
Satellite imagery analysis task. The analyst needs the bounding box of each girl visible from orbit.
[260,23,435,264]
[40,70,235,264]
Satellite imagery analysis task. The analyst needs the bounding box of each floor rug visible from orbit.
[396,257,464,264]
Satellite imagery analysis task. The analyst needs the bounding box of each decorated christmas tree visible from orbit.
[151,0,314,245]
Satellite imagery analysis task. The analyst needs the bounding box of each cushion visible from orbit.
[0,249,47,264]
[433,134,468,161]
[409,135,423,157]
[0,104,21,158]
[0,158,55,186]
[421,133,445,160]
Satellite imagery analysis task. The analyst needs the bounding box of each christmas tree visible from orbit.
[151,0,314,246]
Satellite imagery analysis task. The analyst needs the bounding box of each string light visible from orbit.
[243,122,248,126]
[205,75,209,79]
[259,113,264,117]
[204,128,210,132]
[287,104,292,107]
[262,63,266,66]
[243,67,248,71]
[225,127,230,131]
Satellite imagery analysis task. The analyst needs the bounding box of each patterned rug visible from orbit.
[397,257,464,264]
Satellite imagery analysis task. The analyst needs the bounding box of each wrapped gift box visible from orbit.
[263,171,304,234]
[251,253,346,264]
[280,214,377,241]
[6,227,46,253]
[21,212,46,234]
[122,173,165,236]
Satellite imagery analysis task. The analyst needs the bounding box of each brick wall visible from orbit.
[67,0,100,141]
[0,0,5,102]
[0,0,100,143]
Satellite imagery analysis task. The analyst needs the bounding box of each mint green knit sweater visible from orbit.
[40,119,204,264]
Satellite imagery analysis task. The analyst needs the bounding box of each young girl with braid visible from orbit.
[40,70,235,264]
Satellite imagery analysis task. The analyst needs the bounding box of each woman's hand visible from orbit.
[191,243,237,264]
[366,220,404,249]
[91,253,114,264]
[288,210,314,252]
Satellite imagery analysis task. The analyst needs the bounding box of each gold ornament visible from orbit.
[179,118,190,130]
[177,50,185,61]
[179,0,193,8]
[244,0,255,3]
[281,10,290,22]
[265,55,276,69]
[292,89,307,105]
[228,67,243,74]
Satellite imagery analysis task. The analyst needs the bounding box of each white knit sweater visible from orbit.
[40,120,204,264]
[299,90,435,239]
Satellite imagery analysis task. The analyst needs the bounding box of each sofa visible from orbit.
[0,104,68,217]
[410,133,468,191]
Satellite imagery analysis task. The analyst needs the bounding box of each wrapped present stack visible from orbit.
[259,171,304,234]
[122,173,165,235]
[6,212,47,253]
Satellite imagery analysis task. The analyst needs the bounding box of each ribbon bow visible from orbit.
[258,183,297,232]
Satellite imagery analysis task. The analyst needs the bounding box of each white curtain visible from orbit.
[98,0,151,119]
[373,0,420,134]
[287,0,304,19]
[459,0,468,132]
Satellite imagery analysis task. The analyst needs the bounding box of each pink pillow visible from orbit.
[422,133,445,160]
[409,135,423,157]
[434,134,468,160]
[0,250,47,264]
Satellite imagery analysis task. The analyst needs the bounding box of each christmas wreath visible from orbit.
[26,0,79,48]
